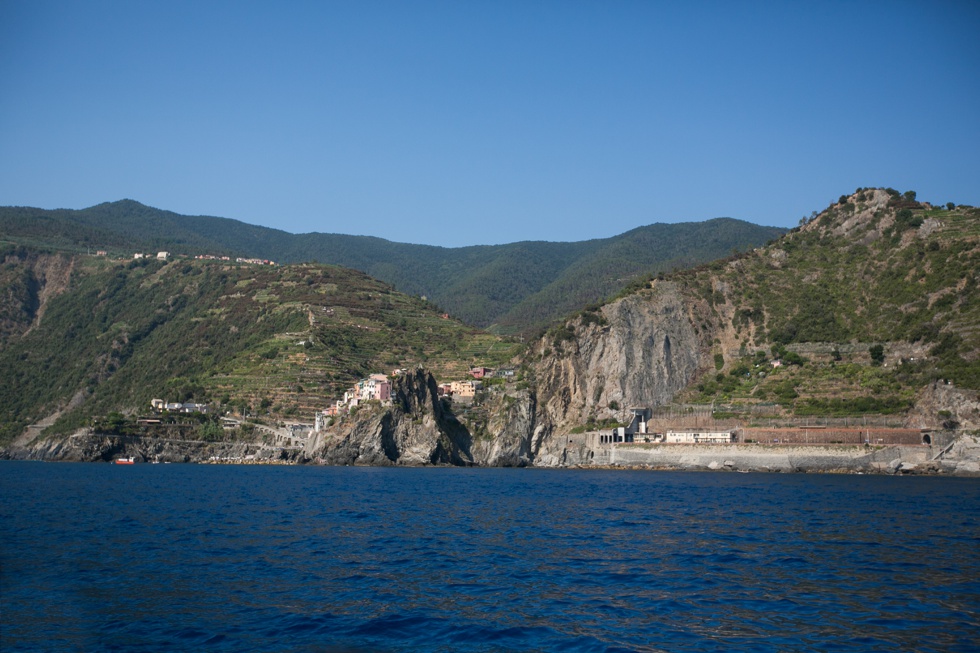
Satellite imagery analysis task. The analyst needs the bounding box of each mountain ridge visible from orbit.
[0,200,786,333]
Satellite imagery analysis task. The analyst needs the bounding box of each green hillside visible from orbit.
[0,201,785,334]
[666,188,980,415]
[0,246,518,445]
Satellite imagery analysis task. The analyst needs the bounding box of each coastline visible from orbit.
[2,432,979,476]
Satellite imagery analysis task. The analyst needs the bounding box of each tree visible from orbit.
[869,344,885,366]
[903,190,917,202]
[198,419,224,442]
[895,209,923,231]
[946,202,955,211]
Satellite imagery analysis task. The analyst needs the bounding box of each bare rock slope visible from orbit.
[528,281,709,463]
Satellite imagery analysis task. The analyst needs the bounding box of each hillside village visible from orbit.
[312,367,514,432]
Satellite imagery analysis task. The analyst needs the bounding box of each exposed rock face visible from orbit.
[906,381,980,430]
[937,434,980,474]
[305,369,476,466]
[0,250,75,343]
[1,428,288,464]
[528,282,707,464]
[470,389,536,467]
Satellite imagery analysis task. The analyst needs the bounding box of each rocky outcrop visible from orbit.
[933,433,980,474]
[906,381,980,430]
[470,389,536,467]
[0,428,292,463]
[304,369,476,466]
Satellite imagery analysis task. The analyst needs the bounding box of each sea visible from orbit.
[1,462,978,652]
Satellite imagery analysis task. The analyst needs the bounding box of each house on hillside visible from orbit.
[361,374,391,401]
[450,380,480,398]
[470,367,492,379]
[332,373,395,416]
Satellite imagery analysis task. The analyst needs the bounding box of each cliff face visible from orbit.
[1,426,297,464]
[469,389,537,467]
[305,369,477,466]
[528,282,709,464]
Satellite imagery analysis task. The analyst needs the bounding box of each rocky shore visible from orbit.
[4,428,978,476]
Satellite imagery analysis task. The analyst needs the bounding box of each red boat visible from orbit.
[114,457,136,465]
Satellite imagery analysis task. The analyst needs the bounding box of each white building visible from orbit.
[664,430,734,444]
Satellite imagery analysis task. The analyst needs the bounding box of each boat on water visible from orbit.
[114,457,136,465]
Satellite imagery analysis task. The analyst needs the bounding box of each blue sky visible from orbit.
[1,1,978,247]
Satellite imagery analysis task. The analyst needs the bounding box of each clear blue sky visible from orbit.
[2,1,978,247]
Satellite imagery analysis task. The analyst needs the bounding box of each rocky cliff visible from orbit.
[526,281,710,463]
[303,369,543,467]
[469,389,537,467]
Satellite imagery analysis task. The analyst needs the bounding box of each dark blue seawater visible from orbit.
[1,462,978,652]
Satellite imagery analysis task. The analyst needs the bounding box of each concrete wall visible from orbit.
[575,442,934,473]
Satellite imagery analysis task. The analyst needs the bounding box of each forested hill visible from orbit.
[0,201,785,334]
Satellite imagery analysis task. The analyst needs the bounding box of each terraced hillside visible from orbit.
[671,188,980,414]
[0,247,518,445]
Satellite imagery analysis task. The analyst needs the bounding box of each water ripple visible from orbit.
[1,463,978,652]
